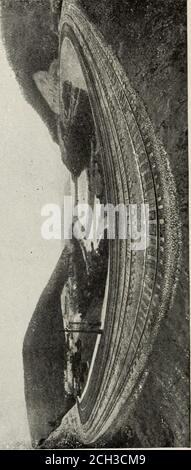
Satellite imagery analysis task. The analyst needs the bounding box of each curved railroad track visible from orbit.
[45,0,181,446]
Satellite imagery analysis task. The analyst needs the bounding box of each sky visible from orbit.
[0,34,69,449]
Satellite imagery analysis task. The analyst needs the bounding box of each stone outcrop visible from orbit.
[33,59,59,115]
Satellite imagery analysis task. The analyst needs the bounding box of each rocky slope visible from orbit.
[77,0,189,447]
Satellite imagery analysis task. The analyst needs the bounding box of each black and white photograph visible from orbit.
[0,0,190,456]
